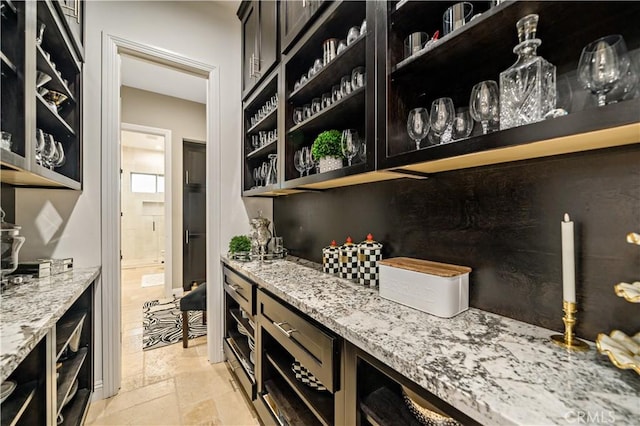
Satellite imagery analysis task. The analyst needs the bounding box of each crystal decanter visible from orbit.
[499,14,556,130]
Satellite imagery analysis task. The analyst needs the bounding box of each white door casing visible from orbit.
[101,33,223,399]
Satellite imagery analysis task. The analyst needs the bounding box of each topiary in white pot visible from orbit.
[311,130,344,173]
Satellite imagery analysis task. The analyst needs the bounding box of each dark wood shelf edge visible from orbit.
[247,140,278,159]
[0,380,37,426]
[60,388,91,426]
[263,379,323,426]
[229,308,255,337]
[287,34,365,102]
[247,109,278,134]
[56,311,87,358]
[36,93,75,136]
[0,51,17,74]
[288,86,365,134]
[265,352,333,426]
[56,347,88,415]
[225,337,255,384]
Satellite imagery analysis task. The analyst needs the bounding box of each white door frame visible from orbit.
[101,33,222,399]
[120,123,173,298]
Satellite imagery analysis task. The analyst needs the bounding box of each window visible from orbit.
[131,173,164,193]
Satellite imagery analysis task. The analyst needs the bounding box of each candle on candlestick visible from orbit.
[561,213,576,303]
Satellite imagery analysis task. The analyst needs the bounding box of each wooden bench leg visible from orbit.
[202,311,207,325]
[182,311,189,348]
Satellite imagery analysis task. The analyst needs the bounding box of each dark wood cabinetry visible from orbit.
[280,0,327,54]
[1,0,84,190]
[239,0,639,197]
[239,0,280,100]
[52,0,84,59]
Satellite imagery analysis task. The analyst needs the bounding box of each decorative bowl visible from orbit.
[291,360,328,392]
[36,71,52,88]
[614,281,640,303]
[596,330,640,374]
[44,90,68,107]
[401,386,460,425]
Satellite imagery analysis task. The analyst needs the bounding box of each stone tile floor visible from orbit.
[86,266,260,425]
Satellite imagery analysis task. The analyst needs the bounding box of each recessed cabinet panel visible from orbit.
[242,3,259,96]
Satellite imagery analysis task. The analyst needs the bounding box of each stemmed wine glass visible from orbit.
[452,107,474,140]
[294,149,305,177]
[259,162,268,186]
[302,146,314,176]
[341,129,360,166]
[470,80,500,134]
[406,108,430,151]
[35,129,46,165]
[577,34,634,107]
[429,97,455,144]
[253,168,260,188]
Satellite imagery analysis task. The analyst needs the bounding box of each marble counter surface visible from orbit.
[222,257,639,425]
[0,267,100,382]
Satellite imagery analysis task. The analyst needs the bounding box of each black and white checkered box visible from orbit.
[322,247,340,274]
[357,235,383,287]
[339,242,359,281]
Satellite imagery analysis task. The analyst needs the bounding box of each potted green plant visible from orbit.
[228,235,252,259]
[311,130,344,173]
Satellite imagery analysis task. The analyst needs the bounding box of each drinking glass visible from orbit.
[337,40,347,55]
[358,141,367,163]
[303,104,312,120]
[253,168,260,188]
[312,97,322,114]
[430,97,455,144]
[332,85,342,103]
[294,150,305,177]
[293,107,304,124]
[577,34,635,107]
[351,66,365,89]
[0,131,11,151]
[406,108,430,150]
[341,129,360,166]
[35,129,45,165]
[323,38,339,65]
[340,76,352,96]
[43,134,59,169]
[470,80,500,134]
[321,93,332,109]
[313,58,323,74]
[36,23,46,46]
[251,135,259,150]
[404,32,429,59]
[347,26,360,45]
[260,162,268,186]
[53,142,66,168]
[303,146,314,176]
[452,107,473,140]
[299,74,308,86]
[443,2,473,35]
[360,19,367,35]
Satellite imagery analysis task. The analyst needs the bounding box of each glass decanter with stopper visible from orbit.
[499,14,556,130]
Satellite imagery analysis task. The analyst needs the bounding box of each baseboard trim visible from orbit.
[91,380,105,401]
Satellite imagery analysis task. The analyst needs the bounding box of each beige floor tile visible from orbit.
[101,378,175,415]
[87,266,258,425]
[90,393,181,425]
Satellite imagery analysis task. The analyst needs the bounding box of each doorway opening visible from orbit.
[101,34,222,398]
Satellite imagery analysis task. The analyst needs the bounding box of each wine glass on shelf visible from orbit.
[577,34,634,107]
[429,97,455,144]
[252,167,260,188]
[452,107,474,141]
[406,108,430,151]
[35,128,46,165]
[260,162,268,187]
[53,142,65,168]
[341,129,360,166]
[294,150,305,178]
[470,80,500,134]
[303,146,314,176]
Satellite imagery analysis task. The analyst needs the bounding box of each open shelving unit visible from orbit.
[1,0,83,190]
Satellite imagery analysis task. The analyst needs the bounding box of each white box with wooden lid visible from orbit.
[378,257,472,318]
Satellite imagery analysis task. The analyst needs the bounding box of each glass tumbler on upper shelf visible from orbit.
[499,14,556,130]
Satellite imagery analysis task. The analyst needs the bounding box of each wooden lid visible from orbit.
[378,257,471,277]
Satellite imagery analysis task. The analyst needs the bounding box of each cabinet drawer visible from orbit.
[223,266,255,315]
[258,289,339,393]
[224,338,256,399]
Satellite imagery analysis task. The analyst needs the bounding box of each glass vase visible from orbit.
[499,14,556,130]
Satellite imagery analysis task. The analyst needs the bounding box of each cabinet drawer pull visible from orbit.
[227,284,240,293]
[273,321,296,338]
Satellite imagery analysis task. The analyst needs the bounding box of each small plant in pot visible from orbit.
[228,235,252,260]
[312,130,344,173]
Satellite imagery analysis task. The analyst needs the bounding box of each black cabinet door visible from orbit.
[242,2,259,96]
[280,0,326,53]
[183,141,206,291]
[258,0,278,80]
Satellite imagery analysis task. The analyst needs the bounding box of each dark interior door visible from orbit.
[183,141,206,291]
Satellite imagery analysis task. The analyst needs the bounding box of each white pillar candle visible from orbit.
[561,213,576,303]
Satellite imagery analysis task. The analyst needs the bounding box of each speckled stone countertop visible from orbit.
[222,257,639,425]
[0,267,100,382]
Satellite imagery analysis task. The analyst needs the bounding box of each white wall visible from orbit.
[121,86,206,287]
[15,0,272,396]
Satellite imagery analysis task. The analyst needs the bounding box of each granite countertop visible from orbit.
[0,267,101,382]
[222,256,639,425]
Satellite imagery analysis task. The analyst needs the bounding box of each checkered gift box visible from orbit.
[322,240,340,274]
[339,237,359,281]
[358,234,383,287]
